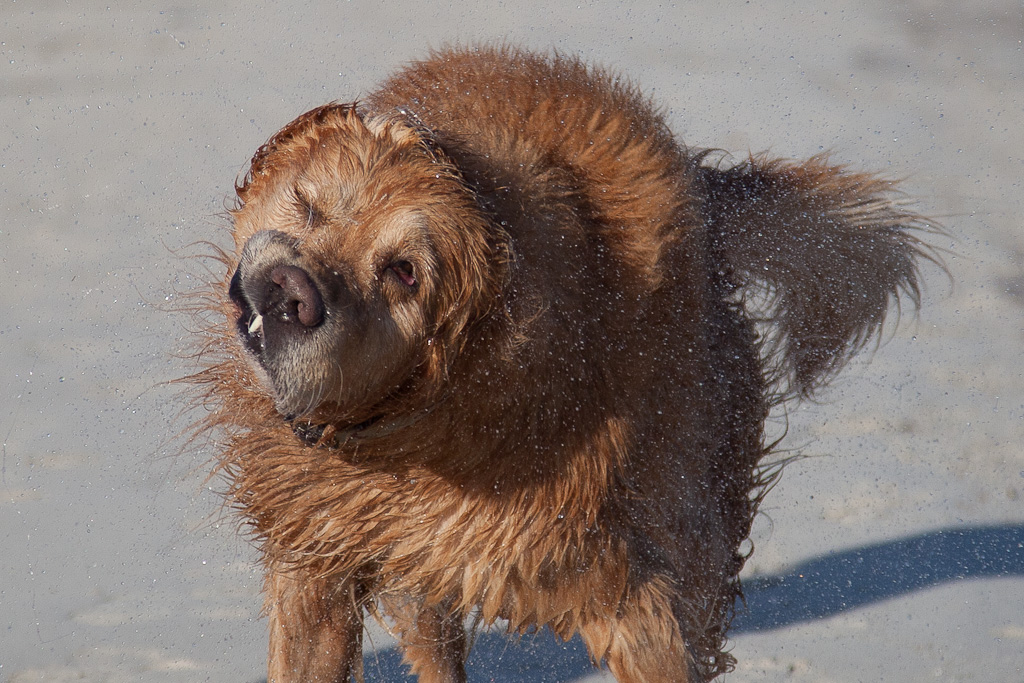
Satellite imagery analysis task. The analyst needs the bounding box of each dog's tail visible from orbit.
[697,153,936,397]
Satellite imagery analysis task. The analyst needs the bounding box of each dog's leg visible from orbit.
[390,599,468,683]
[266,569,364,683]
[578,576,702,683]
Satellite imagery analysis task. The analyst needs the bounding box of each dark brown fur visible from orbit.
[190,46,931,682]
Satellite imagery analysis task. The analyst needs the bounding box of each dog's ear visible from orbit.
[393,105,430,135]
[236,103,364,203]
[388,105,451,165]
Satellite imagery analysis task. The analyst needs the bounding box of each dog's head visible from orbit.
[227,104,501,424]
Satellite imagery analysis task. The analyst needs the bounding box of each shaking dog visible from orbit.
[192,46,930,682]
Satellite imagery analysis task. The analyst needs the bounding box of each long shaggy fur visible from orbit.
[188,46,932,682]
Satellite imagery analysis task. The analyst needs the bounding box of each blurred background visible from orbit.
[1,1,1021,681]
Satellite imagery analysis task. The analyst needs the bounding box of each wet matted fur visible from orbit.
[189,46,932,682]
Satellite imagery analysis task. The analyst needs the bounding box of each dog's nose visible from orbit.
[266,263,325,328]
[229,231,329,356]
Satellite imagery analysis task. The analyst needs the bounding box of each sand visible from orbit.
[1,1,1021,681]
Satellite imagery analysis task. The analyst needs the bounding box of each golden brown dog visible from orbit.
[192,46,930,682]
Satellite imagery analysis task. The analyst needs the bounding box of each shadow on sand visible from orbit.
[731,522,1024,632]
[258,523,1024,682]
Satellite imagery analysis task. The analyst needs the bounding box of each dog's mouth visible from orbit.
[228,268,268,359]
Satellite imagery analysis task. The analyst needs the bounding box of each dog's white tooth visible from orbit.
[248,314,264,335]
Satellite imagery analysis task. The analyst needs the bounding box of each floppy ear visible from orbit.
[386,105,456,169]
[392,105,432,137]
[235,103,364,204]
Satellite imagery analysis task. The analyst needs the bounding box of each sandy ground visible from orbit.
[1,1,1022,681]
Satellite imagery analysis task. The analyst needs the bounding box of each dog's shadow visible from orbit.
[256,523,1024,682]
[732,522,1024,632]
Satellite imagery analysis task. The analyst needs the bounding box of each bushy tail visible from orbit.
[697,153,935,397]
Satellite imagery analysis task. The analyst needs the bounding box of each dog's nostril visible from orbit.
[269,264,325,327]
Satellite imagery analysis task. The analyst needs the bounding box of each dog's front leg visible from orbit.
[266,568,364,683]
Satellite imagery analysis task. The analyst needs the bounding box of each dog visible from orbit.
[191,45,930,682]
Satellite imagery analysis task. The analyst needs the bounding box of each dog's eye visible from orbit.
[293,188,321,229]
[388,261,417,288]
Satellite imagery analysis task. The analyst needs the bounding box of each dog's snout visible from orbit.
[232,230,326,328]
[267,264,325,327]
[229,231,329,360]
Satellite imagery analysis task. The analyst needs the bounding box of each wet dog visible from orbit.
[192,46,930,682]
